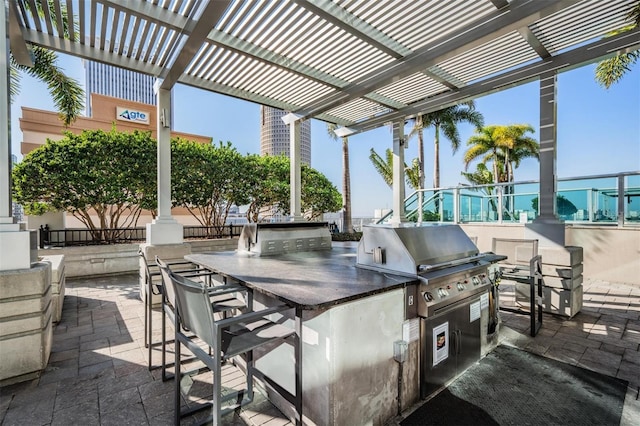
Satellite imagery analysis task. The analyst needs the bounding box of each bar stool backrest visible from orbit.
[156,256,177,310]
[491,238,539,268]
[169,270,217,348]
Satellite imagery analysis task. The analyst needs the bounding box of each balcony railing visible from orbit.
[39,224,244,248]
[378,171,640,226]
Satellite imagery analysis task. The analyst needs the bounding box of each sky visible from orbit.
[10,55,640,218]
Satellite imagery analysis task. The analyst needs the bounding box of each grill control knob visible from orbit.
[424,292,434,302]
[457,282,465,291]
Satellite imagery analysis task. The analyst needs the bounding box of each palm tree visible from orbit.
[463,124,538,184]
[368,148,419,190]
[369,148,394,187]
[595,1,640,89]
[10,0,84,126]
[463,125,504,184]
[461,163,494,187]
[461,163,498,219]
[464,124,539,217]
[327,123,352,233]
[408,101,484,189]
[492,124,538,184]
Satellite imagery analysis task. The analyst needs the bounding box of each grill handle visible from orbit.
[418,254,488,272]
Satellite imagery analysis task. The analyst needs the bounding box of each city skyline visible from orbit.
[10,54,640,217]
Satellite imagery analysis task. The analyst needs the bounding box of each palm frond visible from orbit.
[405,158,420,190]
[627,1,640,26]
[595,51,639,89]
[10,66,21,104]
[12,46,84,126]
[326,123,338,141]
[368,148,393,187]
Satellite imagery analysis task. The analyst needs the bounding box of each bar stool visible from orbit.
[166,267,298,425]
[155,256,246,381]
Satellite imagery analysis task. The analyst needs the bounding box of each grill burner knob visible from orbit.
[424,292,434,302]
[457,282,465,291]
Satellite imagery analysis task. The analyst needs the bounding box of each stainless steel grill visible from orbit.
[356,223,503,398]
[238,222,332,256]
[356,223,495,318]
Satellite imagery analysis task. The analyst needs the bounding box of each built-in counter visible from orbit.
[185,244,421,426]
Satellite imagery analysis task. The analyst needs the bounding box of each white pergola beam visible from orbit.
[8,0,32,66]
[159,1,231,90]
[295,0,579,118]
[347,26,640,135]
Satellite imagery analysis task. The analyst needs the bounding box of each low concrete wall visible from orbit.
[40,255,65,322]
[0,262,53,385]
[566,226,640,285]
[460,224,640,285]
[39,244,139,277]
[39,238,240,278]
[36,228,638,285]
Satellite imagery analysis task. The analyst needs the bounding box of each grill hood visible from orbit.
[356,223,480,276]
[238,222,332,256]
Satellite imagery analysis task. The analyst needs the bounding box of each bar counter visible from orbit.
[184,244,421,426]
[185,244,417,310]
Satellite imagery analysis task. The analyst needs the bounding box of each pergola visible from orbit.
[2,0,639,268]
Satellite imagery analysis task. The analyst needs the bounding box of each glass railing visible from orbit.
[377,171,640,226]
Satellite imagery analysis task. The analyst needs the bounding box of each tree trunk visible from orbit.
[342,137,352,233]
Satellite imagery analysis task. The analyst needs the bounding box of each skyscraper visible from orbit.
[260,106,311,165]
[84,61,156,116]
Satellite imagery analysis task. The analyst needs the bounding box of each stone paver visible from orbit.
[0,274,289,426]
[1,274,638,425]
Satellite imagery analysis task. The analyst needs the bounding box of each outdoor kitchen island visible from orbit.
[184,223,500,426]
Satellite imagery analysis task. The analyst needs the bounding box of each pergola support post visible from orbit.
[146,82,182,245]
[0,2,33,270]
[526,70,564,247]
[389,119,407,226]
[283,113,304,222]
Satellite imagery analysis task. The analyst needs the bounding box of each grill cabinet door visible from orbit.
[420,295,482,399]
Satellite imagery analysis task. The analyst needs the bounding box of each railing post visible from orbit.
[43,224,50,247]
[453,187,460,224]
[497,187,503,223]
[617,174,625,227]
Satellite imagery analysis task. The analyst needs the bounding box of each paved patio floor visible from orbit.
[0,273,638,425]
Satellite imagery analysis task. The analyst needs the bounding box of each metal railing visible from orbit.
[378,171,640,227]
[39,224,245,248]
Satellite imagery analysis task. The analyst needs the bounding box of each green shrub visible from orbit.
[331,232,362,241]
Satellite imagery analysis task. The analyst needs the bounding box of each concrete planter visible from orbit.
[37,238,239,279]
[0,262,53,385]
[40,255,65,322]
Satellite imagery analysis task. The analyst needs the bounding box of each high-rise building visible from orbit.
[260,106,311,165]
[84,61,156,116]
